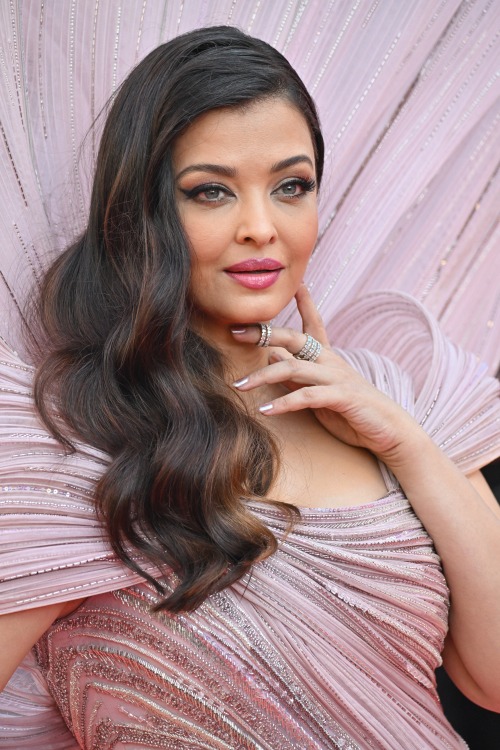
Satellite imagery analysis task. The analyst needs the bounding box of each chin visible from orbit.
[234,294,296,325]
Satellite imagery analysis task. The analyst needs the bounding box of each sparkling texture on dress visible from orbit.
[35,493,463,749]
[1,294,500,748]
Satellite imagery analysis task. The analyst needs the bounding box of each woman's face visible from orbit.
[173,97,318,337]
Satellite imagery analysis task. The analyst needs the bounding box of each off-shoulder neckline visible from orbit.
[248,488,406,516]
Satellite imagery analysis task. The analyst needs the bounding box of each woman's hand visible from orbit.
[233,284,500,710]
[232,284,424,472]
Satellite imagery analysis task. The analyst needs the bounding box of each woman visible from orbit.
[1,25,499,749]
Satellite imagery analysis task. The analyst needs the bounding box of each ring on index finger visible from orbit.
[257,323,272,347]
[293,333,322,362]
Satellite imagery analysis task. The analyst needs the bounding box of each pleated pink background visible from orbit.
[0,0,499,369]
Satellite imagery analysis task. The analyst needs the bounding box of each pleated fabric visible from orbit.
[31,493,464,749]
[0,293,499,748]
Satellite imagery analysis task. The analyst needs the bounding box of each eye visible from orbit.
[180,183,232,204]
[274,178,316,199]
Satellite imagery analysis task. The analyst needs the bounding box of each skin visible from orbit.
[174,98,500,710]
[2,99,500,714]
[173,98,319,372]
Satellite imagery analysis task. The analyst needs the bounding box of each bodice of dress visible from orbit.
[35,493,466,750]
[2,293,500,749]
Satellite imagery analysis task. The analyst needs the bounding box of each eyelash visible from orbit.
[277,178,317,197]
[180,177,316,204]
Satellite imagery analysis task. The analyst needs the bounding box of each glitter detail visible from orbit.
[34,492,462,749]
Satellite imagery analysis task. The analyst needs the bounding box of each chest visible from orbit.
[263,408,390,509]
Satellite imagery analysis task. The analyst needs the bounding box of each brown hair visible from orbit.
[30,26,324,612]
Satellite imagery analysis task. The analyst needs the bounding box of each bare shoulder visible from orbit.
[0,598,86,692]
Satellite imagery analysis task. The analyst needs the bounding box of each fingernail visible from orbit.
[259,403,274,413]
[231,327,247,334]
[233,377,249,388]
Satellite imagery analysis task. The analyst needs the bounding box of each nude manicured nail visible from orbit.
[233,377,249,388]
[259,403,274,413]
[230,328,247,334]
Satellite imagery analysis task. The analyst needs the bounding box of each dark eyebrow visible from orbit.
[176,163,237,180]
[176,154,314,181]
[270,155,314,173]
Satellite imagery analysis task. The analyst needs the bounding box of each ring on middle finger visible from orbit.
[293,333,322,362]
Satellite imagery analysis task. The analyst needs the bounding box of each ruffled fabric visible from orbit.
[331,292,500,473]
[0,652,78,749]
[32,493,463,749]
[0,338,159,614]
[0,293,499,747]
[1,294,498,616]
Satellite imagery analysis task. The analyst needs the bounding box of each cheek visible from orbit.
[292,213,318,262]
[185,231,221,270]
[182,214,231,267]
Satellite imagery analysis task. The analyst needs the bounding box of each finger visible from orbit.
[267,350,312,393]
[295,284,330,346]
[230,323,270,346]
[258,385,342,415]
[230,322,328,362]
[233,357,337,390]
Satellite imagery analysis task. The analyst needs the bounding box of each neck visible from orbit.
[194,318,283,408]
[206,323,269,378]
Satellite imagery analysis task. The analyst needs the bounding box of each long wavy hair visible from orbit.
[31,26,325,612]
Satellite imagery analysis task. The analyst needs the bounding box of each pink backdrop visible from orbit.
[1,0,499,370]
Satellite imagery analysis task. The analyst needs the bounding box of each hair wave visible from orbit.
[30,26,324,611]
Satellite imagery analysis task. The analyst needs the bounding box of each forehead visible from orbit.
[172,98,315,170]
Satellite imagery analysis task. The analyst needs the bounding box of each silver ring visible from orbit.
[257,323,272,347]
[293,334,322,362]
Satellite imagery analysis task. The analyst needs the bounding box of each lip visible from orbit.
[224,258,283,273]
[225,269,282,289]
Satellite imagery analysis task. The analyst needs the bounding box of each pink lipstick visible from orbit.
[224,258,283,289]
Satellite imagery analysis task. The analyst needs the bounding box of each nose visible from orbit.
[235,194,277,247]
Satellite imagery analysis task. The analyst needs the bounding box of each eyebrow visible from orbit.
[270,155,314,172]
[176,154,314,181]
